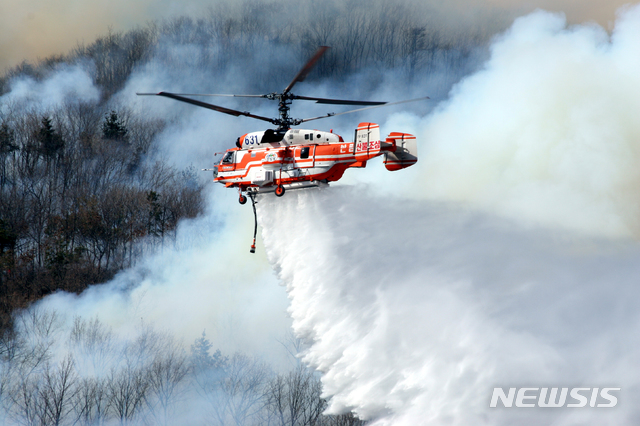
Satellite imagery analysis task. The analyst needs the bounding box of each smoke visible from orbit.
[3,2,640,425]
[258,5,640,426]
[0,0,188,72]
[32,185,292,364]
[0,63,99,112]
[407,7,640,239]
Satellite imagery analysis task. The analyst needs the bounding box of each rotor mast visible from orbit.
[262,92,301,130]
[278,95,294,130]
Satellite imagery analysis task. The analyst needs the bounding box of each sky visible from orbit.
[0,0,633,73]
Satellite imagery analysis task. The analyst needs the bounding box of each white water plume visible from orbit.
[260,187,640,425]
[258,5,640,426]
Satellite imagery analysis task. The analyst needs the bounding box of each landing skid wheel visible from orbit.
[239,194,247,205]
[275,185,285,197]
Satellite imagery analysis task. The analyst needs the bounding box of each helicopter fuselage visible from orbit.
[212,123,416,195]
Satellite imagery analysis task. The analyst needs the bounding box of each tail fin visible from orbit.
[354,122,381,162]
[384,132,417,171]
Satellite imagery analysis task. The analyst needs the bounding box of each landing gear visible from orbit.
[275,185,285,197]
[239,194,247,205]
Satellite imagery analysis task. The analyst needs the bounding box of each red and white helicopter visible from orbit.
[139,47,427,252]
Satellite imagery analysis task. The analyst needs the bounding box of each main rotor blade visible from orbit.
[283,46,330,95]
[293,95,386,106]
[299,96,431,124]
[137,92,275,123]
[138,93,267,98]
[153,92,386,106]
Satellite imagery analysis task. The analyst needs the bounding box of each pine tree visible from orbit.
[190,331,228,372]
[37,117,64,156]
[190,331,214,369]
[0,123,17,154]
[102,111,128,142]
[0,123,17,187]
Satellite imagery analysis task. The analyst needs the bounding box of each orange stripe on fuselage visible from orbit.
[214,143,383,188]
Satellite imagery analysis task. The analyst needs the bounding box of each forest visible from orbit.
[0,107,202,331]
[0,310,364,425]
[0,0,508,423]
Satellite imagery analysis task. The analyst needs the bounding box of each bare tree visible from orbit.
[71,377,110,426]
[265,365,326,426]
[69,317,116,373]
[193,349,270,426]
[39,355,77,426]
[11,308,61,377]
[7,375,44,426]
[145,344,189,425]
[321,412,368,426]
[106,365,149,424]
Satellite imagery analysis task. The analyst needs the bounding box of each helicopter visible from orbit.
[138,46,427,252]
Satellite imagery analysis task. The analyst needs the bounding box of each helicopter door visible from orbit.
[294,146,315,168]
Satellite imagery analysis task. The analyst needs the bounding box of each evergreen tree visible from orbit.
[0,123,17,187]
[37,117,64,156]
[102,111,128,142]
[0,219,17,252]
[0,123,17,154]
[190,331,228,372]
[190,331,214,369]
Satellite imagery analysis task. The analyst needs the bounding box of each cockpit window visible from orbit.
[222,152,234,164]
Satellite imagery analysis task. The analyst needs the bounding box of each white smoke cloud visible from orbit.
[416,6,640,238]
[1,63,100,112]
[32,185,293,367]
